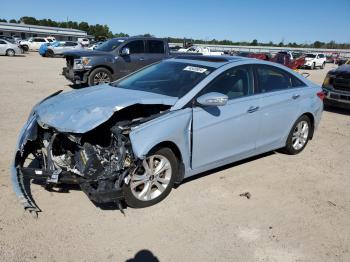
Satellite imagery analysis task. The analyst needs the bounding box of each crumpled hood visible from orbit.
[35,85,177,133]
[305,57,315,61]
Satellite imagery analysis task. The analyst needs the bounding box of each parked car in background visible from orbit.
[87,41,104,50]
[302,53,326,69]
[326,53,339,63]
[177,46,224,55]
[45,41,83,57]
[322,61,350,109]
[271,51,305,70]
[20,37,52,51]
[237,52,270,60]
[63,37,172,86]
[78,38,90,46]
[12,56,324,213]
[0,38,23,56]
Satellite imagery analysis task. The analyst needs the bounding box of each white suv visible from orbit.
[20,37,52,51]
[303,53,326,69]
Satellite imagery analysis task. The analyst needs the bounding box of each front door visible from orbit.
[115,40,147,79]
[192,65,261,170]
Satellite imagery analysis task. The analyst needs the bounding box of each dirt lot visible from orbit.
[0,53,349,262]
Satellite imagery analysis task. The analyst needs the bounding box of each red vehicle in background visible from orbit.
[237,52,270,61]
[271,51,305,70]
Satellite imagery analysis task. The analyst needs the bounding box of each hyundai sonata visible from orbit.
[11,56,324,214]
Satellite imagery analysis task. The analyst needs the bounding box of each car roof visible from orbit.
[170,55,249,68]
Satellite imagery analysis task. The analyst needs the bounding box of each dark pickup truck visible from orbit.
[63,37,172,86]
[322,61,350,109]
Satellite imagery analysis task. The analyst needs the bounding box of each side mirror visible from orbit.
[120,47,130,56]
[196,92,228,107]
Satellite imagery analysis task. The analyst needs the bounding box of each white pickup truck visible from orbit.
[303,53,326,69]
[177,46,224,56]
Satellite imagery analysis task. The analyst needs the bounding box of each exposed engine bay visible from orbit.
[14,104,171,215]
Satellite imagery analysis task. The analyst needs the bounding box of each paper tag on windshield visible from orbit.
[183,66,207,73]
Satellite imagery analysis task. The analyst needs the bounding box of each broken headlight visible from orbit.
[73,57,91,70]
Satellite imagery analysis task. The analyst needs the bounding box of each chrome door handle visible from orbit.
[139,57,145,61]
[292,94,300,99]
[247,106,259,113]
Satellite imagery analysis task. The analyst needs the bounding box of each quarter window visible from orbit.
[0,40,6,44]
[147,40,165,53]
[124,40,145,54]
[199,66,253,100]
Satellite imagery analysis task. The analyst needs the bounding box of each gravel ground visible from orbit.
[0,53,349,262]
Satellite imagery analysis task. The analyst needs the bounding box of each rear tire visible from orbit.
[6,49,15,56]
[124,147,177,208]
[22,45,29,52]
[282,115,311,155]
[87,68,112,86]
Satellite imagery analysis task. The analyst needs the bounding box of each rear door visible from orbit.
[253,64,306,151]
[144,40,167,64]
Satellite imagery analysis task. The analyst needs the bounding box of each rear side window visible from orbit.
[124,40,145,54]
[34,38,46,42]
[147,40,165,53]
[255,65,305,93]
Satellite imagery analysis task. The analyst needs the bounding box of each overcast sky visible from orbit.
[1,0,349,43]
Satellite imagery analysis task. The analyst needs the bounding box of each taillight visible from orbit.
[317,91,326,100]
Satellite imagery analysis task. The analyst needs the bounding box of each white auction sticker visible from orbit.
[183,66,207,73]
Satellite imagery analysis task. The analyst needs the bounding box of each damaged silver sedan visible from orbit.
[12,56,323,214]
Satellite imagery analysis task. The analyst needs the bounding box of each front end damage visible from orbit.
[12,104,171,215]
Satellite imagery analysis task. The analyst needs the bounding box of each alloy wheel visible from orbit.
[130,155,172,201]
[292,120,309,150]
[93,72,111,85]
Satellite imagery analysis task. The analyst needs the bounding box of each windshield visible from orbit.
[306,54,316,58]
[111,61,214,98]
[95,38,124,52]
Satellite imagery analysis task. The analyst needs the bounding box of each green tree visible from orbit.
[251,39,258,46]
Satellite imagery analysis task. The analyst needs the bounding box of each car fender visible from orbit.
[129,108,192,174]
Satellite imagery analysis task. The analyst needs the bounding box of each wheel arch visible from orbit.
[90,65,114,75]
[147,141,185,184]
[302,112,315,139]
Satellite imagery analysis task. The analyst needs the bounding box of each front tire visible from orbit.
[321,62,325,69]
[124,148,177,208]
[88,68,112,86]
[310,62,315,70]
[282,115,311,155]
[6,49,15,56]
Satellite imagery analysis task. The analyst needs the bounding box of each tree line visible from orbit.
[1,17,349,49]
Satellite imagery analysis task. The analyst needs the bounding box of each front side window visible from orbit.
[111,61,213,98]
[147,40,164,53]
[256,65,305,93]
[198,66,254,100]
[124,40,145,54]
